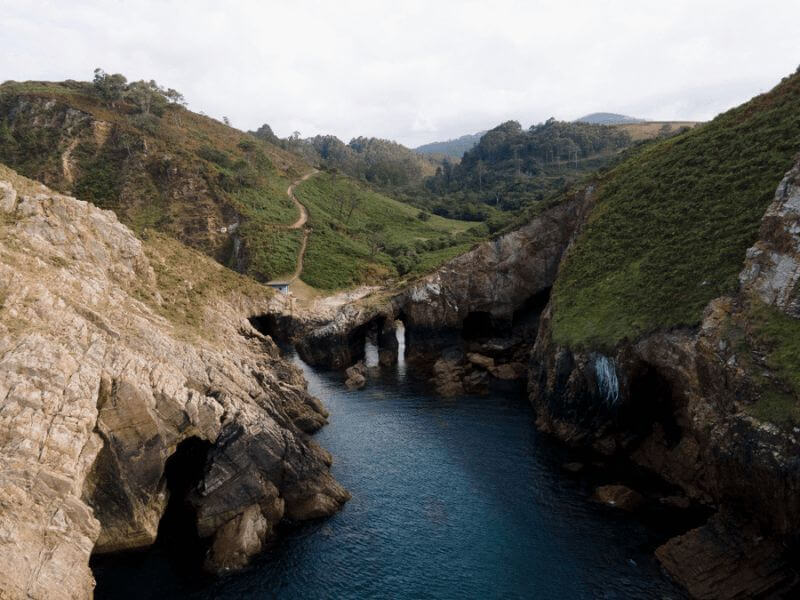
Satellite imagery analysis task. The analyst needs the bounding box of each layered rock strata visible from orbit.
[0,166,348,599]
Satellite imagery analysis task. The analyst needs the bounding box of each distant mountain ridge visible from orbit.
[414,132,486,159]
[575,112,645,125]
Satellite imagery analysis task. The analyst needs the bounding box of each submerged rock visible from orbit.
[592,485,643,511]
[0,167,348,599]
[345,361,368,389]
[656,514,799,599]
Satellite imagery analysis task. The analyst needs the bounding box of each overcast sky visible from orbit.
[3,0,799,147]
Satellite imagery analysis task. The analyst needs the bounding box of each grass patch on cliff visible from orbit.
[140,231,271,338]
[294,172,479,289]
[551,71,800,350]
[742,301,800,425]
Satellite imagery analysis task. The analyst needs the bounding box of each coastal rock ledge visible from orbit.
[0,166,348,600]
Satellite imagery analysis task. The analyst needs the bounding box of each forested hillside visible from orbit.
[419,118,634,219]
[252,127,437,189]
[413,132,485,159]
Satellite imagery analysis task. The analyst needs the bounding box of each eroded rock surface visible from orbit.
[528,160,800,595]
[0,166,348,599]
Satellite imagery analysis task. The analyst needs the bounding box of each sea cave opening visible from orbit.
[512,287,552,332]
[155,436,213,571]
[248,313,296,346]
[461,311,496,341]
[626,363,682,448]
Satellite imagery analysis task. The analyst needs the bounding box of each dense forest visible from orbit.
[420,119,633,219]
[413,132,484,159]
[251,126,437,188]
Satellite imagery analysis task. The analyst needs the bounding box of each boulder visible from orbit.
[489,361,527,380]
[467,352,495,370]
[592,485,643,511]
[656,514,798,599]
[345,361,367,389]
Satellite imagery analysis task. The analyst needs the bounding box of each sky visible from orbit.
[2,0,799,147]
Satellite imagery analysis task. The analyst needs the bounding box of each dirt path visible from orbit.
[269,170,316,284]
[291,227,309,281]
[287,170,316,230]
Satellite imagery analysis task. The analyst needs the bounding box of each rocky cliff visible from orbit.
[295,190,591,387]
[527,159,800,597]
[0,165,347,599]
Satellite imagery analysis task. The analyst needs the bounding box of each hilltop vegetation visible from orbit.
[0,73,308,280]
[293,172,479,289]
[575,112,644,125]
[551,70,800,349]
[253,127,437,189]
[414,132,485,159]
[419,118,634,220]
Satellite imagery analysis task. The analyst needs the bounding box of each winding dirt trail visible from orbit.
[273,169,316,284]
[287,170,315,230]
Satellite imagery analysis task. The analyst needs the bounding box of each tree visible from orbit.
[366,223,386,257]
[92,68,127,106]
[223,116,231,126]
[163,88,186,106]
[344,193,361,224]
[253,123,278,143]
[126,80,167,116]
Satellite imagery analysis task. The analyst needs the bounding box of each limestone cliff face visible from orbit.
[398,193,591,331]
[0,166,347,599]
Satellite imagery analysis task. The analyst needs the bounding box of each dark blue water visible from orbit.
[93,347,685,599]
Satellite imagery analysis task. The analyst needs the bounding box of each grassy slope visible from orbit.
[551,72,800,350]
[294,172,476,289]
[743,302,800,425]
[0,80,306,279]
[0,81,482,288]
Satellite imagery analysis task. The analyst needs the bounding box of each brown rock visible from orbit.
[345,361,367,389]
[656,514,798,599]
[490,362,527,380]
[467,352,495,370]
[205,504,270,572]
[0,167,348,598]
[592,485,643,511]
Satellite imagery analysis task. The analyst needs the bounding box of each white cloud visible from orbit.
[2,0,798,146]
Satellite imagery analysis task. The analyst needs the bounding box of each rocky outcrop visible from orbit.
[655,513,799,599]
[296,191,592,381]
[592,484,643,511]
[0,166,347,599]
[398,193,590,332]
[739,160,800,314]
[344,361,367,389]
[528,160,800,595]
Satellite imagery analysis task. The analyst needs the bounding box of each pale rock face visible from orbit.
[0,168,348,599]
[399,196,589,330]
[740,162,800,315]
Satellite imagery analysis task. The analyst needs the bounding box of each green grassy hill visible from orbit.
[0,77,479,288]
[551,71,800,350]
[0,79,308,280]
[294,172,479,289]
